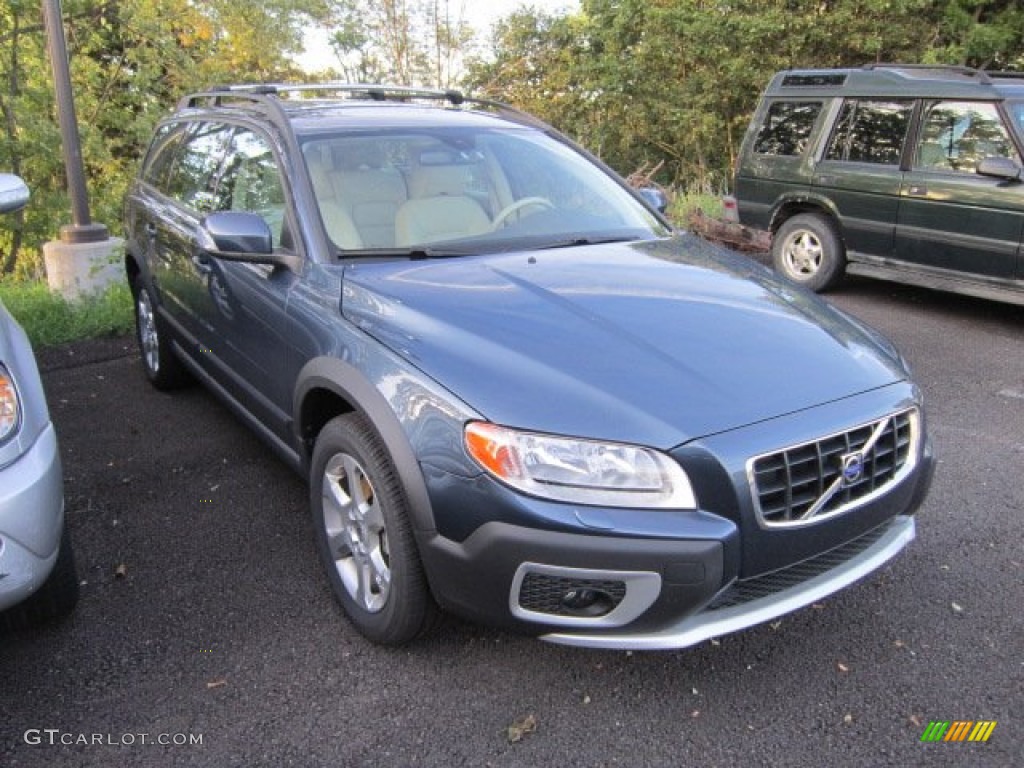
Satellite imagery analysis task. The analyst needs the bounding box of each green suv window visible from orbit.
[825,100,913,165]
[753,101,823,156]
[915,101,1020,172]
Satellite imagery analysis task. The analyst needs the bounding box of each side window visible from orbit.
[218,128,288,246]
[164,122,233,212]
[914,101,1020,172]
[752,101,823,156]
[142,123,187,191]
[824,100,912,164]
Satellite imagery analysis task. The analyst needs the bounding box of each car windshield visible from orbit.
[300,126,669,255]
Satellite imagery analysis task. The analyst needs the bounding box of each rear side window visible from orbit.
[142,123,186,190]
[825,100,913,165]
[753,101,823,156]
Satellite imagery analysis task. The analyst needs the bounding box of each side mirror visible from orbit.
[197,211,301,272]
[976,156,1022,181]
[0,173,30,214]
[200,211,273,255]
[637,187,669,214]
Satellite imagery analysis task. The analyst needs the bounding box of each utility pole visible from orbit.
[40,0,122,298]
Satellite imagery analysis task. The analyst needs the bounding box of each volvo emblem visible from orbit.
[840,452,865,485]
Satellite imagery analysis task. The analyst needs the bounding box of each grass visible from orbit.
[0,279,134,348]
[667,191,725,225]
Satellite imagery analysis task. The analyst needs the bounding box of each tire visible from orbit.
[1,525,79,631]
[131,274,191,389]
[311,413,435,645]
[772,213,846,292]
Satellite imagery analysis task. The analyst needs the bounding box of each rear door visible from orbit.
[810,99,914,258]
[149,121,235,348]
[734,100,824,230]
[895,100,1024,280]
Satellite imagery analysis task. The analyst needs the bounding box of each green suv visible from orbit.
[730,65,1024,304]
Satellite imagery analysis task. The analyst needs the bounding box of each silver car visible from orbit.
[0,173,77,629]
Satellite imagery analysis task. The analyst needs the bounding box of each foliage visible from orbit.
[0,0,329,277]
[0,278,132,347]
[2,0,1023,285]
[467,0,1024,189]
[315,1,476,87]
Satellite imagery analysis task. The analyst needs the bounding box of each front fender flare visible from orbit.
[294,357,436,534]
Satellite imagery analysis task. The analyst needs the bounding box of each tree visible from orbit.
[318,0,475,87]
[466,0,1024,191]
[0,0,328,277]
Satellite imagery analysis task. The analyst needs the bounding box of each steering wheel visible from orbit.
[491,197,554,230]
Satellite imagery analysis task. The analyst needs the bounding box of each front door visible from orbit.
[895,100,1024,280]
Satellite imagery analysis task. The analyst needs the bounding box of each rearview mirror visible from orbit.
[0,173,30,214]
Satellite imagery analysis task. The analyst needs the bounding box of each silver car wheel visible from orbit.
[780,229,823,277]
[136,289,160,374]
[321,452,391,613]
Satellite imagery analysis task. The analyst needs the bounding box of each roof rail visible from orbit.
[179,83,466,110]
[984,70,1024,81]
[174,82,555,133]
[860,63,993,85]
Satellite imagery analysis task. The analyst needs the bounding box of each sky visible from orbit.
[296,0,580,73]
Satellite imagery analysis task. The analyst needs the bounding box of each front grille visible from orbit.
[706,522,891,610]
[749,409,917,527]
[518,573,627,617]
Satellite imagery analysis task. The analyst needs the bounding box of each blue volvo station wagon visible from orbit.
[123,85,934,648]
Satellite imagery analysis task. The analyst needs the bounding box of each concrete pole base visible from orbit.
[42,236,125,301]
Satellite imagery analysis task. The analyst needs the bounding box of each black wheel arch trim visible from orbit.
[294,357,437,535]
[769,193,843,235]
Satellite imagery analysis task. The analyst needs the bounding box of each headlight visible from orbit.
[0,364,20,442]
[464,421,697,509]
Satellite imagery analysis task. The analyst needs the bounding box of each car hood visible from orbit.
[341,236,906,448]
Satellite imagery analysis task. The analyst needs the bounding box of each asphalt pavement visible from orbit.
[1,275,1022,767]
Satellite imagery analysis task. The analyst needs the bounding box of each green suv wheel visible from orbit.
[772,213,846,292]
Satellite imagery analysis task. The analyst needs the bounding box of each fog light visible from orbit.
[561,588,615,617]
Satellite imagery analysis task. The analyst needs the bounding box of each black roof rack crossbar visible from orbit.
[181,83,467,108]
[175,82,557,134]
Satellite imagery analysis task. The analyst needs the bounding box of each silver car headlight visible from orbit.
[0,364,21,443]
[464,421,697,509]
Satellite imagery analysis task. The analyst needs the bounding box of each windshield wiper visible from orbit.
[337,246,474,260]
[526,235,640,251]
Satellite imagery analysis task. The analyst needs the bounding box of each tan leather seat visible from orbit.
[395,196,491,246]
[305,149,363,249]
[331,143,407,247]
[394,160,491,247]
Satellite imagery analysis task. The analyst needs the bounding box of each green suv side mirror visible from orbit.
[976,156,1022,181]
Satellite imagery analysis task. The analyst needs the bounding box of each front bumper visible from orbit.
[0,422,64,612]
[543,514,915,650]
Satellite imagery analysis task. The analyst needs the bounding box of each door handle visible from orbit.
[908,185,928,197]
